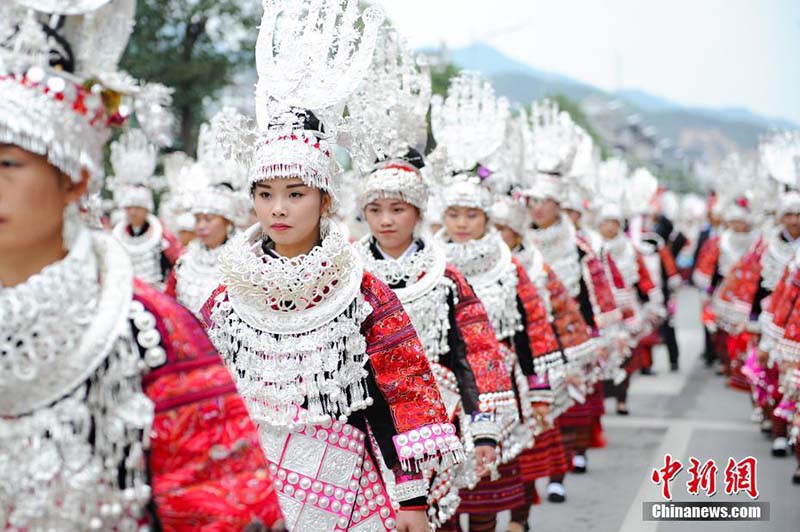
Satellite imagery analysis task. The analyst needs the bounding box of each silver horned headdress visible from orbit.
[520,99,580,203]
[348,26,432,212]
[188,110,250,224]
[0,0,173,192]
[108,129,159,211]
[431,72,510,213]
[218,0,384,213]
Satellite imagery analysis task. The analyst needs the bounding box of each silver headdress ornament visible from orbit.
[595,157,629,222]
[488,113,532,235]
[431,72,510,212]
[158,151,196,234]
[713,153,760,224]
[626,167,659,217]
[348,26,432,212]
[759,130,800,190]
[0,0,174,192]
[348,26,431,170]
[490,195,530,237]
[215,0,384,213]
[563,128,600,212]
[107,128,160,211]
[520,99,580,203]
[187,111,250,225]
[758,131,800,217]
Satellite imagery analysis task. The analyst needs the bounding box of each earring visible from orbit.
[62,202,81,251]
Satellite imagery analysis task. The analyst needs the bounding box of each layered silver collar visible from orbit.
[358,233,447,304]
[219,218,364,335]
[719,228,757,277]
[531,215,582,297]
[762,227,798,291]
[0,228,132,415]
[437,228,522,341]
[602,234,639,287]
[175,239,228,317]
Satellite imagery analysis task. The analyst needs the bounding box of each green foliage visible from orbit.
[430,63,461,97]
[121,0,259,154]
[547,94,610,160]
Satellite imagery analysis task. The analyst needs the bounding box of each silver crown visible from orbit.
[347,26,431,172]
[108,129,160,210]
[188,112,250,224]
[431,72,508,212]
[349,25,432,212]
[431,71,509,173]
[519,99,582,203]
[222,0,384,213]
[0,0,173,192]
[759,130,800,189]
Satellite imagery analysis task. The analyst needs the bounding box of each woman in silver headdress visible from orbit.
[0,1,284,529]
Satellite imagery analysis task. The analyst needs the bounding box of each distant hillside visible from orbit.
[443,43,796,160]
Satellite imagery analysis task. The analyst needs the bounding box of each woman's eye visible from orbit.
[259,192,271,199]
[290,192,303,198]
[0,159,19,168]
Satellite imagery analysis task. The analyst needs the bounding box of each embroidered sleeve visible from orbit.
[659,245,682,289]
[360,272,463,473]
[760,266,798,353]
[605,253,627,291]
[692,237,720,292]
[544,265,595,365]
[714,240,766,334]
[580,245,623,331]
[447,265,515,413]
[161,229,184,266]
[198,284,227,332]
[513,260,561,377]
[164,268,178,299]
[133,281,284,530]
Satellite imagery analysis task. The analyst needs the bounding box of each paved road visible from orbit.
[488,288,799,532]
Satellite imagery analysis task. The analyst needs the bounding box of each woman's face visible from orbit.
[252,177,330,254]
[564,208,582,227]
[195,213,230,249]
[529,197,560,228]
[495,223,521,249]
[728,219,750,233]
[444,206,488,243]
[781,212,800,240]
[599,219,621,240]
[0,144,83,259]
[125,206,149,228]
[364,198,420,254]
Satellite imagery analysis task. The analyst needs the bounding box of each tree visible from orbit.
[548,94,610,160]
[122,0,260,154]
[430,62,461,97]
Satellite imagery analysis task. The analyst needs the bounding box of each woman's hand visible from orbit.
[474,445,497,478]
[396,509,431,532]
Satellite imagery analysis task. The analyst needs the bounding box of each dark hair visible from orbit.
[286,107,325,134]
[401,147,425,170]
[42,17,75,73]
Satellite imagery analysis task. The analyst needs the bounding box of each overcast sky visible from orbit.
[377,0,800,124]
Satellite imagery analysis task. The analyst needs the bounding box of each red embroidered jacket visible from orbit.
[445,263,515,409]
[692,236,721,293]
[714,238,767,334]
[200,272,452,498]
[134,279,283,531]
[575,235,624,333]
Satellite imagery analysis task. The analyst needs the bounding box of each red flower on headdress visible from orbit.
[736,197,749,209]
